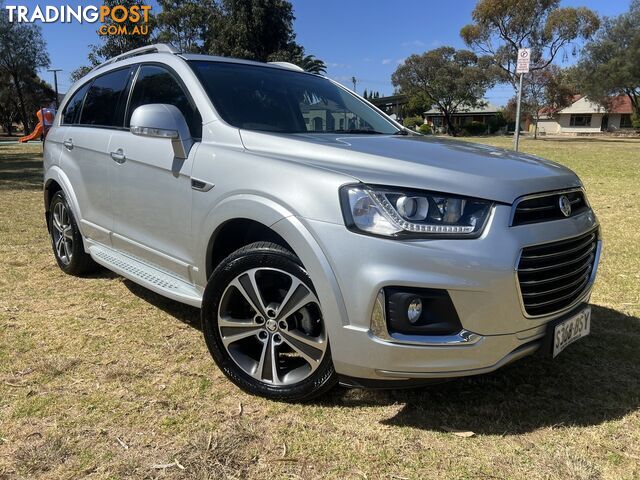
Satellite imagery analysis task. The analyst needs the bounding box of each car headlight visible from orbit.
[340,184,493,238]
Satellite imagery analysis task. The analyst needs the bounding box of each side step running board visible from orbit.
[88,244,203,307]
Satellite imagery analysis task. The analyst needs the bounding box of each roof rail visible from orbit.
[268,61,305,72]
[91,43,179,73]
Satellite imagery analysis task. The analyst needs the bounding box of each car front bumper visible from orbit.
[299,203,600,382]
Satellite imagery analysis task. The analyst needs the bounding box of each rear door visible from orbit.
[108,64,202,280]
[59,67,134,245]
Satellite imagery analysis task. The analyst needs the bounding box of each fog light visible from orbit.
[407,298,422,324]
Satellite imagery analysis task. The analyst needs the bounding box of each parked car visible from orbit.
[43,44,601,401]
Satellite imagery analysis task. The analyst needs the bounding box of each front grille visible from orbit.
[512,190,588,226]
[517,229,598,316]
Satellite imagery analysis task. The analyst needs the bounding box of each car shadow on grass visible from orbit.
[122,279,202,329]
[116,282,639,435]
[323,305,640,435]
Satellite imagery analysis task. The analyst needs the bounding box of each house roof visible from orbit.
[544,95,634,116]
[424,102,500,115]
[607,95,634,114]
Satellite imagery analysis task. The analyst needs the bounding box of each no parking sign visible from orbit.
[516,48,531,74]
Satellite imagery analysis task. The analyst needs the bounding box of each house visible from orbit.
[423,102,501,129]
[300,99,359,131]
[368,94,408,121]
[537,95,635,135]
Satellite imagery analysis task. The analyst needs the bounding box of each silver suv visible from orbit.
[44,44,601,401]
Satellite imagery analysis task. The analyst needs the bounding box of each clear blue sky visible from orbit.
[33,0,631,106]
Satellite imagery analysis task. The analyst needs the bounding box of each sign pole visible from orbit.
[514,48,530,152]
[514,72,524,152]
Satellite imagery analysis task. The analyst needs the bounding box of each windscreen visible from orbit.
[188,60,399,135]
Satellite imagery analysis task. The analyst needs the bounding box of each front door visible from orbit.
[109,64,203,281]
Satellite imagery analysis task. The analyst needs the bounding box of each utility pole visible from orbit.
[47,69,62,109]
[351,76,357,93]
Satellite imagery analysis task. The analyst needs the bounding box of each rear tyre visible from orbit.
[201,241,337,401]
[48,191,98,276]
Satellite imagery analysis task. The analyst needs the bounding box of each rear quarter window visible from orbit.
[61,83,90,125]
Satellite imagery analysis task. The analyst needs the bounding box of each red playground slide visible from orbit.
[19,108,55,143]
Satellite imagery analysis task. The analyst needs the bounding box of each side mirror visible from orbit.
[130,104,193,159]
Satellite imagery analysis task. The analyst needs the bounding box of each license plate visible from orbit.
[553,306,591,358]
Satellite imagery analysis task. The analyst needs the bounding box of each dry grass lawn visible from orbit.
[0,137,639,479]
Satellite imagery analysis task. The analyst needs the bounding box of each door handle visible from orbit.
[110,149,126,164]
[63,139,73,150]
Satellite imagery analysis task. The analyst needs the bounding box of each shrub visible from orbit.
[462,121,488,136]
[418,124,432,134]
[402,116,424,129]
[487,112,507,134]
[632,114,640,130]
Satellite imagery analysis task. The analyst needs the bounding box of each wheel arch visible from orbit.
[44,167,83,233]
[205,218,294,279]
[197,194,348,332]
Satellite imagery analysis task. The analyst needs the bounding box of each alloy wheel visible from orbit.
[217,267,327,385]
[51,201,73,265]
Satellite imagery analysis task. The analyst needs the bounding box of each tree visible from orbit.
[208,0,302,62]
[0,0,50,131]
[576,1,640,120]
[522,65,575,138]
[0,72,19,135]
[70,66,93,84]
[156,0,217,53]
[71,0,155,81]
[461,0,599,88]
[363,89,368,99]
[392,46,497,136]
[297,54,326,74]
[89,0,155,63]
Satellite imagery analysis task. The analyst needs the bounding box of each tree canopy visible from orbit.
[209,0,302,62]
[461,0,599,87]
[392,47,497,135]
[156,0,217,53]
[575,0,640,119]
[71,0,326,80]
[0,0,51,131]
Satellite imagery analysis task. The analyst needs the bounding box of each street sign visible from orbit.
[516,48,531,74]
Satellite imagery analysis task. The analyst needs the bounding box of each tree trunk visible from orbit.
[443,110,457,137]
[11,72,30,133]
[534,115,539,140]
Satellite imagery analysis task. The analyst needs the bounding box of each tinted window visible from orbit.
[80,68,131,127]
[62,83,89,125]
[127,65,202,138]
[188,61,398,135]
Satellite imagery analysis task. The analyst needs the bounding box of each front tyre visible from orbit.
[48,191,97,275]
[201,242,337,401]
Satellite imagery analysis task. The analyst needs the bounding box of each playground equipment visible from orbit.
[19,108,55,143]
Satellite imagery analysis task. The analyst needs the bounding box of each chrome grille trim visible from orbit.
[511,188,590,226]
[516,228,600,317]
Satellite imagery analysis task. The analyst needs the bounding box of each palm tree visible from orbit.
[299,54,327,75]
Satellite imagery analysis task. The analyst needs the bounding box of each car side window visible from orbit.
[61,83,90,125]
[79,68,132,127]
[127,65,202,138]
